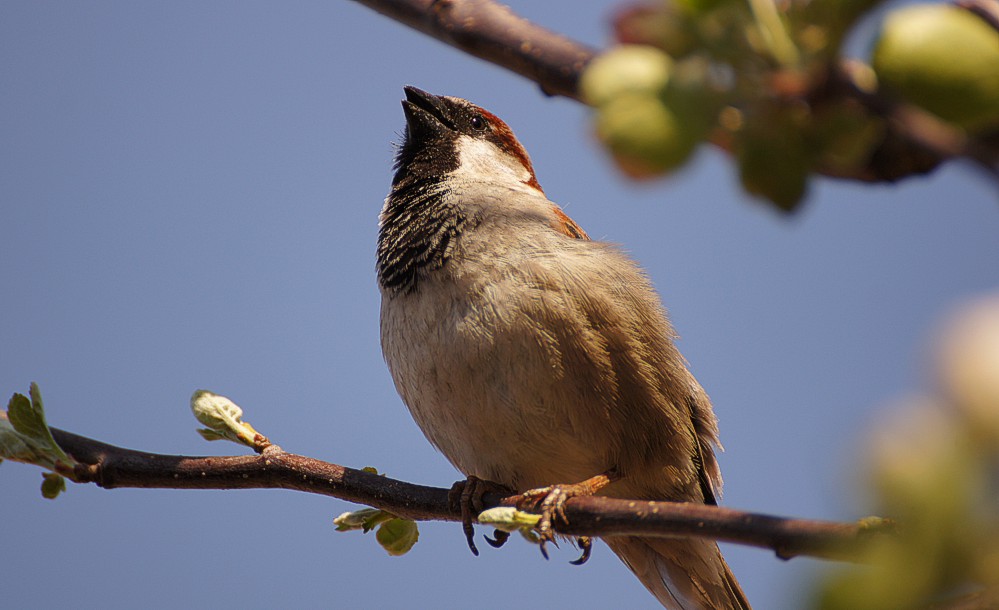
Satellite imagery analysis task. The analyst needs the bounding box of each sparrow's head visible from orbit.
[379,87,586,294]
[392,86,542,193]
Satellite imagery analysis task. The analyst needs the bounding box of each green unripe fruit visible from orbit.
[873,3,999,132]
[595,92,699,177]
[580,45,673,108]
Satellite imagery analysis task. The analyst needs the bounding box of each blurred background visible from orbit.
[2,2,996,608]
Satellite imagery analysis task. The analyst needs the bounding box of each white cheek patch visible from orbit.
[453,135,531,186]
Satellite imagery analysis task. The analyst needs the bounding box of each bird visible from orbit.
[376,85,750,610]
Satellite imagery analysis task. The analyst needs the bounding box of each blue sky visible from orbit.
[2,2,997,608]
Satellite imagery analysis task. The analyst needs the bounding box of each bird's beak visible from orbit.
[401,86,455,139]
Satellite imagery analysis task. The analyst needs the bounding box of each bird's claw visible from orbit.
[485,529,510,548]
[455,476,602,564]
[449,475,512,556]
[449,477,481,555]
[570,536,593,565]
[518,484,571,543]
[518,481,604,565]
[538,535,560,560]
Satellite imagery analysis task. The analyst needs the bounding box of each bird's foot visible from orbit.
[448,475,512,556]
[517,471,616,561]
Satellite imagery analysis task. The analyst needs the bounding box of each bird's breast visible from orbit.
[379,266,622,491]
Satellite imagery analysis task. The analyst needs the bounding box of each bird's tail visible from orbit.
[605,536,751,610]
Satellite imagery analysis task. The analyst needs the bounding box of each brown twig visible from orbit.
[350,0,594,100]
[46,425,890,563]
[822,61,999,181]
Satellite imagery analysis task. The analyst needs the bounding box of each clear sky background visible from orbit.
[2,2,996,609]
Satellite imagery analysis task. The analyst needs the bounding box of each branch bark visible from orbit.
[351,0,594,100]
[48,425,890,563]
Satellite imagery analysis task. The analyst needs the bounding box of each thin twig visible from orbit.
[48,426,891,563]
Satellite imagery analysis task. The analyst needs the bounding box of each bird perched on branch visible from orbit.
[376,86,749,610]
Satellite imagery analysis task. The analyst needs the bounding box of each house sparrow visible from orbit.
[377,86,750,610]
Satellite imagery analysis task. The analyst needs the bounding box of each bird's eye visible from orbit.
[470,115,487,131]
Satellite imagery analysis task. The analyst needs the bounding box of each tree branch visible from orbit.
[350,0,594,100]
[46,425,890,563]
[350,0,999,184]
